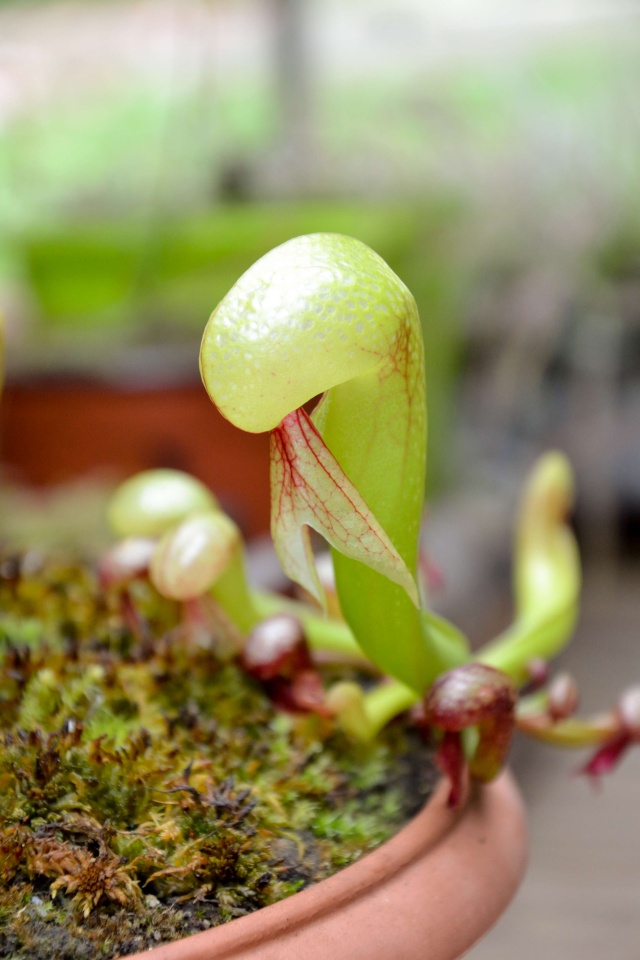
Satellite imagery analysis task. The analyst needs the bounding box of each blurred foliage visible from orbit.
[0,478,113,553]
[3,29,640,276]
[1,6,640,497]
[14,200,466,492]
[19,204,451,331]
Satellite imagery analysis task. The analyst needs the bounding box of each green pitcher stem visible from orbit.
[209,547,261,635]
[478,605,578,683]
[314,309,445,692]
[361,680,420,738]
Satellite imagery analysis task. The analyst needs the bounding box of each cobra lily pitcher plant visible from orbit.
[105,233,640,806]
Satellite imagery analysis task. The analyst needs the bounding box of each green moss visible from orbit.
[0,551,437,959]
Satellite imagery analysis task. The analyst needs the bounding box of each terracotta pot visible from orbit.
[0,377,270,538]
[126,771,527,960]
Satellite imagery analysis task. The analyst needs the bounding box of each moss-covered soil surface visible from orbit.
[0,551,437,959]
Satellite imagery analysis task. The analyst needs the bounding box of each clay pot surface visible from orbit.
[126,771,527,960]
[1,378,270,537]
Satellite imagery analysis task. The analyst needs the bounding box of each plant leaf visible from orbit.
[271,408,419,609]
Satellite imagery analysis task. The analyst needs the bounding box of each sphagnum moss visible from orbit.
[0,550,436,960]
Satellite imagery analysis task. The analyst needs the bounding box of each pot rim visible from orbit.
[125,771,527,960]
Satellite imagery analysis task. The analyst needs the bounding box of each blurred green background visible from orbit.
[1,0,640,515]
